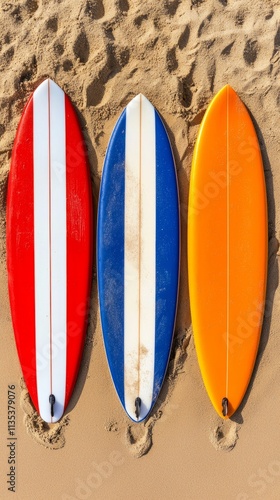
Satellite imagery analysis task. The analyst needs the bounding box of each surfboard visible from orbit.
[97,94,180,422]
[188,85,267,419]
[7,79,93,423]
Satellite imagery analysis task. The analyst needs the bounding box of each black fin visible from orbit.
[222,397,228,417]
[135,397,141,419]
[49,394,56,418]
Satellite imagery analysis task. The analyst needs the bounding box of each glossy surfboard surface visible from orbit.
[188,85,267,419]
[7,79,93,423]
[97,94,180,422]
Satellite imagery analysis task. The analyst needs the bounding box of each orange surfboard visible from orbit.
[188,85,267,418]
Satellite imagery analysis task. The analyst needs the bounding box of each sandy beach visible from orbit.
[1,0,280,498]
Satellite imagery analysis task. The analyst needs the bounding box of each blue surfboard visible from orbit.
[97,94,180,422]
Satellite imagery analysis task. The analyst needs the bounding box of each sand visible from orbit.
[1,0,280,498]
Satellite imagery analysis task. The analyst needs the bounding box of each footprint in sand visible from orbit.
[25,0,39,15]
[45,16,58,33]
[53,42,64,56]
[265,8,274,20]
[221,41,235,57]
[134,14,148,28]
[3,46,15,66]
[178,25,190,50]
[178,64,196,109]
[191,0,205,6]
[9,1,39,23]
[10,6,22,23]
[63,59,74,72]
[0,124,6,137]
[15,55,37,89]
[20,379,70,450]
[164,0,181,17]
[86,78,106,106]
[86,40,130,106]
[166,25,191,75]
[235,9,245,26]
[118,0,129,13]
[85,0,105,20]
[243,39,259,66]
[74,31,90,64]
[166,46,178,72]
[197,13,213,37]
[210,420,240,452]
[208,60,216,92]
[125,425,153,458]
[273,26,280,55]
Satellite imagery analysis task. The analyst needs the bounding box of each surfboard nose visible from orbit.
[218,84,237,99]
[130,93,152,107]
[34,78,63,97]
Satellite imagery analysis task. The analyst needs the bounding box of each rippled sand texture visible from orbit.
[1,1,280,499]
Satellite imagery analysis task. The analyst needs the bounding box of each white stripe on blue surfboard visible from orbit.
[33,79,66,423]
[124,94,156,421]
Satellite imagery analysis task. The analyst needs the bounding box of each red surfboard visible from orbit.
[7,79,93,422]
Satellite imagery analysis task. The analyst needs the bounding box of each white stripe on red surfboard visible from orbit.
[49,80,67,422]
[124,94,156,421]
[33,80,51,422]
[33,79,66,423]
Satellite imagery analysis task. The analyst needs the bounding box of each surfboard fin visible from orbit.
[135,397,141,419]
[222,397,228,417]
[49,394,56,418]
